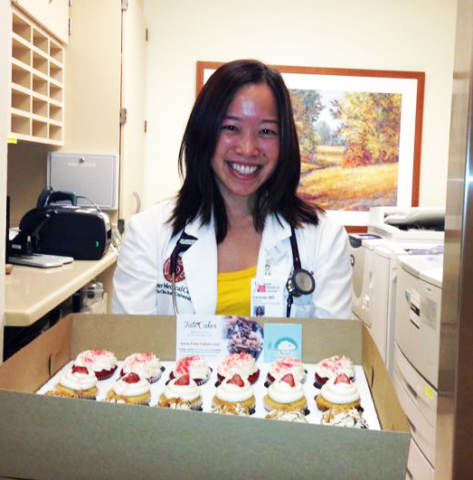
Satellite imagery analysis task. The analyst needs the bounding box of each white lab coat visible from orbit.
[112,198,353,319]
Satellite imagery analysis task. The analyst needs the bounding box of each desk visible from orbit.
[5,250,117,327]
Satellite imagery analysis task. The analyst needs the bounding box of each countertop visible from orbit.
[5,250,117,327]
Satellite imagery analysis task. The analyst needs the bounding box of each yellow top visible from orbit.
[216,265,257,317]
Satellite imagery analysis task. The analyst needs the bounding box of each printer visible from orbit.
[349,206,445,376]
[9,188,111,261]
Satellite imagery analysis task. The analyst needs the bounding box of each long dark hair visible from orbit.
[169,59,323,242]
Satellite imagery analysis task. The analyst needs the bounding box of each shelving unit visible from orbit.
[10,7,64,145]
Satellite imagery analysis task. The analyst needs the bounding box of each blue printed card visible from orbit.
[263,323,302,363]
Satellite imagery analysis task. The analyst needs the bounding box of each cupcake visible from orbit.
[266,357,306,386]
[265,408,308,423]
[211,404,250,416]
[217,353,260,384]
[263,374,308,414]
[157,397,193,411]
[314,355,355,388]
[315,374,361,411]
[212,374,256,414]
[121,352,163,384]
[321,407,368,429]
[75,349,118,380]
[45,365,98,399]
[105,372,151,405]
[169,356,211,385]
[159,374,203,410]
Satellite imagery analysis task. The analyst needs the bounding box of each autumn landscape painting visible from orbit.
[293,89,402,212]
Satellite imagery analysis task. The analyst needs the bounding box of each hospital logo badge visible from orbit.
[164,256,186,283]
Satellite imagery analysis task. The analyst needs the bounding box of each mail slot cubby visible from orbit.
[32,29,48,55]
[12,11,31,43]
[11,62,31,89]
[10,6,64,146]
[49,41,63,64]
[12,37,31,66]
[12,90,31,113]
[11,113,31,137]
[49,103,62,122]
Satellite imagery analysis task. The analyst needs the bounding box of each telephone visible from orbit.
[37,186,78,208]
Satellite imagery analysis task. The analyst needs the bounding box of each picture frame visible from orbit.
[196,61,425,230]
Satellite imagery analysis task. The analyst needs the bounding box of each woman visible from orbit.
[112,59,352,318]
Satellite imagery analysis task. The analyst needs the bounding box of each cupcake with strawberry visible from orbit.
[45,365,99,400]
[263,373,308,414]
[159,374,203,410]
[169,356,211,385]
[121,352,163,384]
[212,374,256,414]
[266,357,306,387]
[75,349,118,380]
[315,373,361,411]
[217,353,260,385]
[105,372,151,405]
[314,355,355,388]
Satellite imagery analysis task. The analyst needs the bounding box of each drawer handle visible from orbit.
[406,382,418,400]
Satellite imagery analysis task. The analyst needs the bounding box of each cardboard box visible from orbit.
[0,315,410,479]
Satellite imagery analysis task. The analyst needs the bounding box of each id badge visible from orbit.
[250,278,285,317]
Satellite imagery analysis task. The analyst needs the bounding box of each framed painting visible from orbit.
[196,61,425,230]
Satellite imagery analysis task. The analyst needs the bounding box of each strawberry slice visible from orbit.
[227,374,245,387]
[72,365,89,375]
[175,374,190,386]
[281,373,295,387]
[123,372,141,383]
[334,373,351,384]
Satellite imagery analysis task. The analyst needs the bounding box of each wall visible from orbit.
[142,0,457,212]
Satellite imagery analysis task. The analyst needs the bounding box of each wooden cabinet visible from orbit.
[10,7,64,145]
[11,0,69,45]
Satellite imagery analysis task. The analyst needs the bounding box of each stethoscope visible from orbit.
[169,226,316,317]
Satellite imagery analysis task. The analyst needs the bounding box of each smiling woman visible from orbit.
[112,59,353,320]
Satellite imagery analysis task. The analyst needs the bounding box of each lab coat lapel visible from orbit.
[181,217,218,314]
[258,215,293,280]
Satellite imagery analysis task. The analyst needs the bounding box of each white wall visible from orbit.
[143,0,457,211]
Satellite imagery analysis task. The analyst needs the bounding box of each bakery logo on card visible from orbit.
[163,256,186,282]
[184,320,217,330]
[256,284,266,292]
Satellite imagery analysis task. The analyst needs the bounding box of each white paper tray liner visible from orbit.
[37,361,380,429]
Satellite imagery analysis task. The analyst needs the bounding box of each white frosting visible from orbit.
[216,378,254,403]
[315,356,354,380]
[173,356,210,380]
[321,408,368,428]
[217,353,257,379]
[269,357,306,383]
[267,378,305,404]
[75,350,117,372]
[122,353,162,380]
[266,410,308,423]
[163,378,201,401]
[112,376,150,398]
[320,377,360,404]
[59,367,98,392]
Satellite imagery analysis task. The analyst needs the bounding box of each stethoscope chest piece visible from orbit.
[286,268,315,297]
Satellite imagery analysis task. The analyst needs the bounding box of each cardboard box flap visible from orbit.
[0,391,409,480]
[0,318,70,392]
[362,326,409,433]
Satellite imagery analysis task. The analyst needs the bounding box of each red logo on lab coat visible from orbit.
[163,256,186,283]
